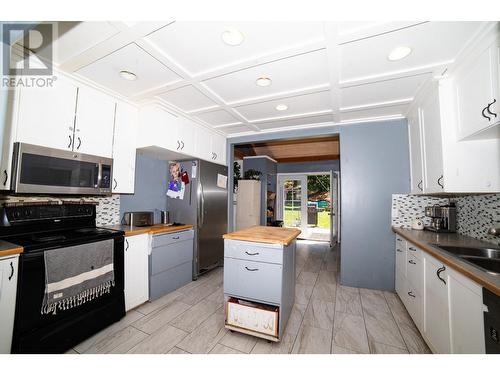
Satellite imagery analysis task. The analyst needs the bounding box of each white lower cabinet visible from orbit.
[0,255,19,353]
[423,253,451,353]
[124,234,149,311]
[394,236,486,353]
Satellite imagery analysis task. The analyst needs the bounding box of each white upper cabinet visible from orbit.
[74,86,115,158]
[420,83,444,193]
[112,102,138,194]
[453,35,500,140]
[211,132,226,165]
[407,105,423,193]
[15,74,78,152]
[137,104,227,165]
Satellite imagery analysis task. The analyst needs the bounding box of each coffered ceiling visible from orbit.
[40,21,487,137]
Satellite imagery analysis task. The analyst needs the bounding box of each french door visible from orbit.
[277,175,308,233]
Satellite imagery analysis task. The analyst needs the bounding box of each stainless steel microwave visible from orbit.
[11,142,113,195]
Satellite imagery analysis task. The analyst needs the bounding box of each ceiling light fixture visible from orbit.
[387,46,412,61]
[255,77,272,87]
[119,70,137,81]
[221,28,245,46]
[275,104,288,111]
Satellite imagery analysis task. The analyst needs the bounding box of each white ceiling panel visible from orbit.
[255,113,334,131]
[216,124,253,135]
[202,49,329,103]
[340,22,483,82]
[145,21,325,76]
[52,22,120,65]
[76,43,182,96]
[157,85,217,112]
[234,90,332,121]
[194,109,241,126]
[341,73,431,108]
[340,104,408,122]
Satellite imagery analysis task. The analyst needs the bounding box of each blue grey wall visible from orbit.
[119,154,169,222]
[339,120,410,291]
[277,159,340,174]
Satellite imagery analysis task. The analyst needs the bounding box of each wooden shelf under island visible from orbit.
[222,226,301,342]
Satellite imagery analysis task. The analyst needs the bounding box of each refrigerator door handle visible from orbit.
[199,180,205,228]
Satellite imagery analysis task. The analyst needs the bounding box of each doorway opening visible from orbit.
[277,172,339,244]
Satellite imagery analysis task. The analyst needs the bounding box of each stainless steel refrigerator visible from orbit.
[167,159,228,279]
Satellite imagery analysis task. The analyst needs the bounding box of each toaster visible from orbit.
[122,211,154,227]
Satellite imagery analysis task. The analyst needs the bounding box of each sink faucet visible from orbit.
[488,226,500,236]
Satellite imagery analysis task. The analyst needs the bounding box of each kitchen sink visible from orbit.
[432,245,500,275]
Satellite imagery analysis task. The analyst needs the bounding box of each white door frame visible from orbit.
[277,171,333,242]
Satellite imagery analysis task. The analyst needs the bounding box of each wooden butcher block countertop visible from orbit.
[104,224,194,237]
[0,240,23,257]
[223,226,301,246]
[393,227,500,296]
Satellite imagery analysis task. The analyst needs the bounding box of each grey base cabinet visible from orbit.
[149,229,194,301]
[223,239,296,341]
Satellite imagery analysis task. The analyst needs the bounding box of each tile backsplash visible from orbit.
[392,193,500,245]
[0,194,121,226]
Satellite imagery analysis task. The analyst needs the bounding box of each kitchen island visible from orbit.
[222,226,301,342]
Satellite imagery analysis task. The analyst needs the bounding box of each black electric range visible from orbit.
[0,203,126,353]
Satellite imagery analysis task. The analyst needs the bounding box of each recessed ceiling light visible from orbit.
[275,104,288,111]
[387,46,412,61]
[255,77,272,87]
[119,70,137,81]
[221,28,244,46]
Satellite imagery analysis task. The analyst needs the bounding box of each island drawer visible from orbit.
[224,239,283,265]
[224,257,282,304]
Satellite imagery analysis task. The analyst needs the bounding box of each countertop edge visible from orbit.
[104,224,194,237]
[392,227,500,296]
[0,240,23,257]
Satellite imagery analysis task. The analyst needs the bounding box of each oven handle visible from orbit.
[96,163,102,188]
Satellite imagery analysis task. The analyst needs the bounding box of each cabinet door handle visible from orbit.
[68,135,73,149]
[125,239,129,251]
[113,178,118,190]
[408,247,417,252]
[181,141,184,150]
[436,266,446,285]
[8,261,14,281]
[245,251,260,256]
[176,140,180,150]
[409,259,416,265]
[486,99,497,118]
[172,236,180,240]
[245,266,259,272]
[211,152,215,160]
[77,137,82,150]
[408,291,416,298]
[437,175,444,188]
[214,153,217,160]
[3,170,8,186]
[417,180,423,191]
[482,106,491,121]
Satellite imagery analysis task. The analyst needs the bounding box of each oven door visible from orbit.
[11,142,113,195]
[11,236,125,353]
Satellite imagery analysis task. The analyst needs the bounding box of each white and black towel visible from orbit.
[42,239,115,315]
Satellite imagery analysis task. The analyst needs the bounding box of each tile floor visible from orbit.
[68,240,430,354]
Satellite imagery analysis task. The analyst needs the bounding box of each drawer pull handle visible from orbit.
[409,260,416,265]
[436,266,446,285]
[408,247,417,252]
[396,249,403,253]
[245,251,260,256]
[172,236,180,240]
[396,238,402,242]
[245,266,259,272]
[408,291,416,298]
